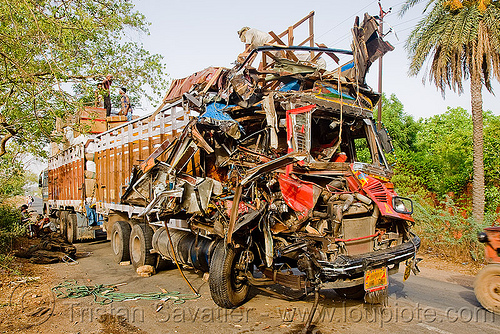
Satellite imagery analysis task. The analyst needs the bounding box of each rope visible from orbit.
[52,280,200,305]
[164,223,200,295]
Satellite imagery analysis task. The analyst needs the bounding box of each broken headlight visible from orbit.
[392,196,413,215]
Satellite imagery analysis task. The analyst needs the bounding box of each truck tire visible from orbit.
[209,242,250,308]
[59,211,68,237]
[111,221,131,263]
[335,284,365,300]
[129,224,156,270]
[66,213,77,243]
[474,264,500,315]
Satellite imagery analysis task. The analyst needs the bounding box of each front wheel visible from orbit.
[209,242,250,308]
[475,264,500,314]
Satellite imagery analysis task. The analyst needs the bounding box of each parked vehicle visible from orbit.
[475,227,500,314]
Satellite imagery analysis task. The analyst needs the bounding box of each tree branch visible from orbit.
[0,132,14,157]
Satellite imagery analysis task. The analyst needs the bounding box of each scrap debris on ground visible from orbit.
[15,233,76,264]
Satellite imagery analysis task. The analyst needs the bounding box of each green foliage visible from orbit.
[0,204,24,254]
[381,93,500,213]
[411,196,495,262]
[415,107,473,195]
[0,153,28,200]
[483,111,500,188]
[353,138,371,163]
[380,92,500,261]
[0,0,168,157]
[381,94,420,153]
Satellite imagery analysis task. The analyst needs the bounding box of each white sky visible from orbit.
[130,0,499,119]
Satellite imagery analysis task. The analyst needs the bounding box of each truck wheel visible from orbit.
[59,211,68,237]
[335,284,365,300]
[129,224,156,270]
[111,221,131,263]
[474,264,500,314]
[209,242,250,308]
[66,213,77,243]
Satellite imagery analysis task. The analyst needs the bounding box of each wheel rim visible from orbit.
[231,250,246,293]
[486,274,500,304]
[112,230,121,256]
[131,235,141,263]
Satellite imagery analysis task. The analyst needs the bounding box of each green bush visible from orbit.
[0,204,25,254]
[410,196,495,262]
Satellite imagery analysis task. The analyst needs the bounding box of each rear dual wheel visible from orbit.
[111,221,131,263]
[129,224,156,269]
[66,213,77,243]
[59,211,77,243]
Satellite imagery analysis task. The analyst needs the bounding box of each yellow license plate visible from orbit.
[364,267,388,292]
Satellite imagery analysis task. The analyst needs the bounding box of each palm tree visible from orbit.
[401,0,500,224]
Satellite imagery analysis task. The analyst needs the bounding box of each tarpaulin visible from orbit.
[198,102,242,139]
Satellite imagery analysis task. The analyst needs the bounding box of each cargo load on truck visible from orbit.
[43,12,419,326]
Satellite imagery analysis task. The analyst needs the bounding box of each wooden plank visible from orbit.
[269,31,286,46]
[113,140,118,203]
[309,14,314,59]
[201,67,223,94]
[105,146,110,204]
[298,35,314,47]
[278,11,314,38]
[288,26,294,46]
[311,51,324,63]
[316,43,340,63]
[95,150,101,201]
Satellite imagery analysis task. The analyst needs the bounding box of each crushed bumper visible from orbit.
[318,235,420,279]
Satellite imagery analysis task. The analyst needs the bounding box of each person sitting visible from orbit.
[237,27,273,64]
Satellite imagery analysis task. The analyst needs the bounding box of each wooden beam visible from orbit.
[316,43,340,64]
[278,11,315,38]
[311,51,323,63]
[266,32,299,62]
[298,35,314,46]
[268,31,286,45]
[309,14,314,59]
[288,26,294,46]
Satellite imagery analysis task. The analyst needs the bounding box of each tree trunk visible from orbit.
[470,72,485,225]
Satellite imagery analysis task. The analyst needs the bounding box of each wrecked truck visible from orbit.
[44,12,419,312]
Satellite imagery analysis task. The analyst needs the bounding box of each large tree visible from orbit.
[401,0,500,224]
[0,0,167,157]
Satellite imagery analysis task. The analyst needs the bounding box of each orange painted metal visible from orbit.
[484,227,500,263]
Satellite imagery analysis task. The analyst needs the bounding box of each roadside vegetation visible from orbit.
[382,93,500,263]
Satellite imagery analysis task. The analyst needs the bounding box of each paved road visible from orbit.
[31,196,43,215]
[6,241,500,334]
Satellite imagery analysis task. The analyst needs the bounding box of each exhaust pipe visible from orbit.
[152,227,218,272]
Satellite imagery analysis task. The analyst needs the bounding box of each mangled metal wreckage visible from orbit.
[121,13,420,309]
